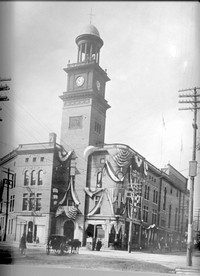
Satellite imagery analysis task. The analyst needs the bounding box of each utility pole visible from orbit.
[0,77,11,121]
[128,165,133,253]
[178,86,200,266]
[2,168,14,241]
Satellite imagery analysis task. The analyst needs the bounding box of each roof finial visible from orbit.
[88,8,95,24]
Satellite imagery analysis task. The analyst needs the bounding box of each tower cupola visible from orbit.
[75,24,104,64]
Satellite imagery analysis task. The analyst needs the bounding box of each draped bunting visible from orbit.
[84,187,105,198]
[58,150,73,162]
[104,161,125,183]
[113,221,123,234]
[111,148,134,167]
[57,183,70,205]
[57,178,80,209]
[83,146,98,160]
[87,192,104,216]
[55,205,78,219]
[70,178,80,205]
[106,188,127,216]
[105,189,114,215]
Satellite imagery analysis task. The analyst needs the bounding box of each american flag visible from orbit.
[65,206,78,220]
[113,149,133,167]
[56,206,78,220]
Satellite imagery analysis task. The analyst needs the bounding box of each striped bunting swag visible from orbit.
[112,149,133,167]
[55,206,78,219]
[65,206,78,220]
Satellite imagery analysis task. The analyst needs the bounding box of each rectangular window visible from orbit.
[0,217,4,228]
[163,187,167,210]
[144,185,147,199]
[67,199,74,206]
[175,207,178,230]
[25,158,29,163]
[147,186,150,200]
[168,204,172,228]
[95,196,101,214]
[22,193,28,211]
[143,205,149,222]
[12,173,16,188]
[36,193,42,211]
[69,116,83,129]
[153,190,158,204]
[40,157,44,162]
[152,209,157,224]
[161,219,166,227]
[33,157,36,162]
[29,193,35,210]
[9,195,15,212]
[95,122,101,134]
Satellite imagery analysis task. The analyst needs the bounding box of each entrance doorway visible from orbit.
[27,221,33,243]
[64,220,74,240]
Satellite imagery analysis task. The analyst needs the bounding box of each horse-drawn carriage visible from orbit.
[46,234,81,255]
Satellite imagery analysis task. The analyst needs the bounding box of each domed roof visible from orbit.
[80,24,100,37]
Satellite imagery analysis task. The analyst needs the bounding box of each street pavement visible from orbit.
[1,241,200,275]
[79,247,200,274]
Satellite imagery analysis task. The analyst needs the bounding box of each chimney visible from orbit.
[49,133,57,143]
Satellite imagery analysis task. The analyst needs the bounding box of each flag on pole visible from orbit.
[180,138,183,152]
[162,116,166,130]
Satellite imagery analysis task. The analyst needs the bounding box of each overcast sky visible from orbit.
[0,1,200,208]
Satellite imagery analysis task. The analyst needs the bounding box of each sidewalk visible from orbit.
[79,247,200,270]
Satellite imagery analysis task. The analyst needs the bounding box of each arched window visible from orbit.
[24,170,29,186]
[38,170,43,185]
[31,170,36,185]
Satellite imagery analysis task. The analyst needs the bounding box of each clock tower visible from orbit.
[59,24,110,217]
[60,24,110,153]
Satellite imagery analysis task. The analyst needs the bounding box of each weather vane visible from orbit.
[88,8,95,24]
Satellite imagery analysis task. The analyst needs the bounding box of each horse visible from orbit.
[68,239,81,254]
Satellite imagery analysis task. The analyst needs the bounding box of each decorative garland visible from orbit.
[87,192,104,216]
[58,150,72,162]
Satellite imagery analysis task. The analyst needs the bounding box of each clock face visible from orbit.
[76,76,85,87]
[96,80,101,91]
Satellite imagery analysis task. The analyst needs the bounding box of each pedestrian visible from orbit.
[19,233,27,255]
[96,239,102,251]
[92,237,96,251]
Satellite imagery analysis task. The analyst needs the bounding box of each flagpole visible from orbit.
[160,116,165,166]
[179,138,183,170]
